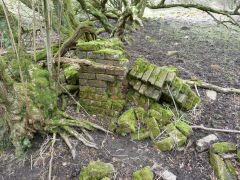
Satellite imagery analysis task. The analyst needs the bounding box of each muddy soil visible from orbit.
[1,18,240,180]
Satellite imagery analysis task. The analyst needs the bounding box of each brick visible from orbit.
[89,64,106,74]
[142,64,156,82]
[139,84,148,95]
[113,59,129,67]
[105,53,120,60]
[149,89,161,101]
[176,94,187,104]
[133,81,142,91]
[96,59,114,66]
[79,73,96,79]
[96,88,107,94]
[78,51,88,59]
[79,79,88,86]
[88,80,107,88]
[144,86,154,97]
[79,86,96,92]
[155,69,168,89]
[96,74,115,82]
[165,71,176,85]
[148,67,161,85]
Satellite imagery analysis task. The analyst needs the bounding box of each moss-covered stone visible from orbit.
[131,128,150,140]
[134,107,147,122]
[175,121,193,137]
[161,109,173,125]
[110,99,125,112]
[171,77,182,98]
[210,153,233,180]
[165,123,187,146]
[117,109,137,134]
[145,117,160,139]
[108,119,117,132]
[225,160,237,179]
[63,65,79,84]
[133,166,154,180]
[149,104,173,126]
[79,161,114,180]
[129,59,150,79]
[77,38,124,51]
[210,142,236,155]
[149,109,162,122]
[153,137,175,152]
[92,48,124,60]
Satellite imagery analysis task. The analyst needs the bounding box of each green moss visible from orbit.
[210,142,236,155]
[108,119,117,132]
[171,77,183,98]
[175,121,193,137]
[161,109,173,125]
[133,166,154,180]
[63,65,79,84]
[145,117,160,139]
[117,109,137,134]
[77,38,124,51]
[131,128,150,140]
[36,43,59,61]
[153,137,175,152]
[237,149,240,160]
[149,109,161,121]
[150,103,163,112]
[210,153,233,180]
[165,123,187,146]
[79,161,114,180]
[110,99,125,112]
[134,107,147,122]
[225,160,237,178]
[180,83,191,95]
[133,59,150,76]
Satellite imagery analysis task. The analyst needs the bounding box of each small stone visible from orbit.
[167,51,178,56]
[62,162,67,166]
[161,170,177,180]
[206,90,217,100]
[175,121,193,137]
[196,134,218,152]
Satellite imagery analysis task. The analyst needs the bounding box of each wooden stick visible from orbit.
[48,133,56,180]
[183,80,240,94]
[191,124,240,134]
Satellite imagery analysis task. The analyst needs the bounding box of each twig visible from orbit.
[167,84,179,117]
[191,124,240,134]
[183,80,240,94]
[48,133,56,180]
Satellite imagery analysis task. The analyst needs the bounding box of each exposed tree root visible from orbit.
[59,132,76,159]
[183,80,240,94]
[48,133,56,180]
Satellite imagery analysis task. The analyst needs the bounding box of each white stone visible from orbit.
[206,90,217,100]
[161,170,177,180]
[196,134,218,152]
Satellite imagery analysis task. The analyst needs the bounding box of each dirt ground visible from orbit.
[1,15,240,180]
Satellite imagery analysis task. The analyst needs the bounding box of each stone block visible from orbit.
[142,64,156,82]
[145,117,160,139]
[79,86,96,92]
[149,89,161,101]
[89,64,106,74]
[196,134,218,152]
[165,71,176,85]
[161,170,177,180]
[175,121,193,137]
[139,84,148,95]
[155,68,168,89]
[79,73,96,79]
[133,166,154,180]
[153,137,175,152]
[144,86,154,97]
[96,59,114,66]
[210,142,236,154]
[210,153,233,180]
[117,109,137,134]
[148,67,161,85]
[176,94,187,104]
[78,51,88,59]
[96,74,115,82]
[96,87,107,94]
[88,80,107,88]
[133,81,142,91]
[79,79,88,86]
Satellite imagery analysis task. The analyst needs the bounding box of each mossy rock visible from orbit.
[63,65,79,84]
[149,106,172,126]
[110,99,126,112]
[225,160,237,179]
[165,123,187,146]
[153,137,175,152]
[210,153,234,180]
[131,128,150,140]
[175,121,193,137]
[134,107,147,122]
[117,109,137,134]
[77,38,124,51]
[79,161,114,180]
[130,59,150,78]
[145,117,160,139]
[133,166,154,180]
[149,103,163,112]
[210,142,236,155]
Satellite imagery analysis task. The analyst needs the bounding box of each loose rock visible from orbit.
[196,134,218,152]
